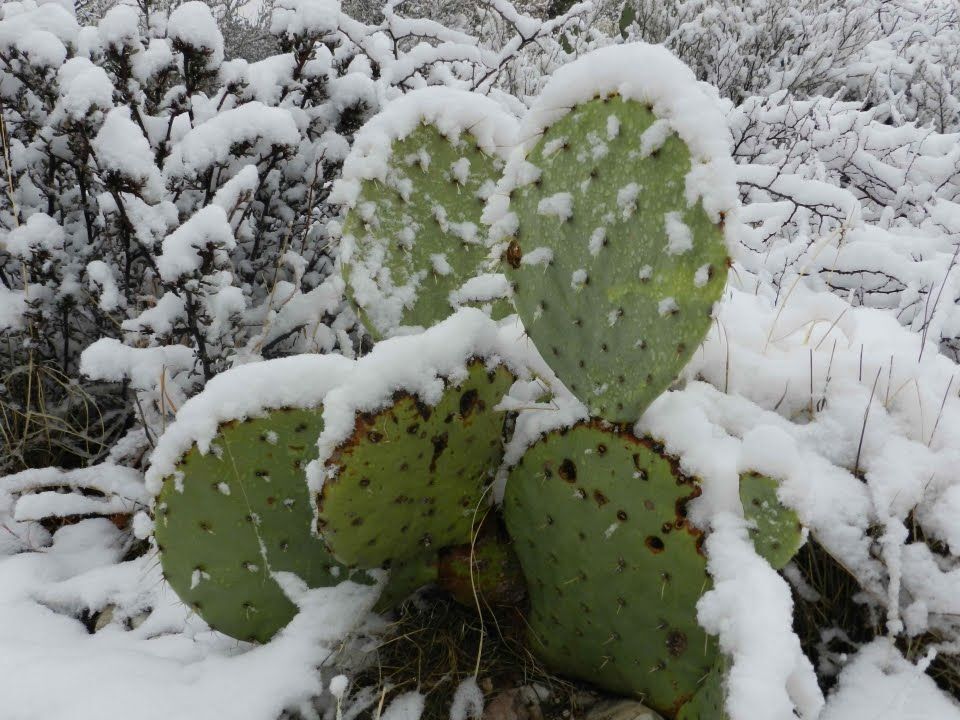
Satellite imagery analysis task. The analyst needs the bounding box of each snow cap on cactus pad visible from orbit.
[485,43,737,423]
[503,421,717,714]
[145,353,354,496]
[149,354,369,643]
[332,87,519,338]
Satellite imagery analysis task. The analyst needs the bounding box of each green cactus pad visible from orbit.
[317,362,515,600]
[154,408,366,643]
[506,95,729,422]
[740,472,804,570]
[341,123,508,338]
[676,654,728,720]
[437,516,526,608]
[503,423,717,714]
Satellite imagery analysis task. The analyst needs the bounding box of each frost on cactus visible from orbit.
[740,472,804,570]
[336,87,518,338]
[317,361,514,601]
[154,408,364,643]
[497,44,735,423]
[503,423,716,715]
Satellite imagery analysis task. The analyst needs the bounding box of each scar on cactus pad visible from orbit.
[154,408,365,643]
[337,88,518,338]
[504,422,717,717]
[495,44,735,423]
[740,472,804,570]
[317,361,515,601]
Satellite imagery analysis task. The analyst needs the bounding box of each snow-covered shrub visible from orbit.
[0,0,590,475]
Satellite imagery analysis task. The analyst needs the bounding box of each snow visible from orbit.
[92,107,164,202]
[156,205,235,281]
[449,676,485,720]
[56,57,114,120]
[821,639,960,720]
[664,211,693,255]
[164,102,300,180]
[166,2,224,69]
[537,192,573,220]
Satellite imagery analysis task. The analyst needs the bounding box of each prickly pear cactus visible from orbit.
[740,472,804,570]
[503,422,717,715]
[316,361,515,599]
[337,88,517,338]
[494,44,734,423]
[154,408,363,643]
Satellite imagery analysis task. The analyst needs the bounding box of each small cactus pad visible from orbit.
[506,95,728,422]
[503,423,717,714]
[155,409,363,643]
[317,362,514,599]
[740,472,804,570]
[341,123,508,338]
[437,515,526,608]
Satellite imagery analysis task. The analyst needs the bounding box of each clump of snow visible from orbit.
[537,192,573,220]
[167,1,224,69]
[4,213,64,259]
[56,57,114,120]
[448,273,513,309]
[164,102,299,180]
[449,676,484,720]
[381,691,425,720]
[616,183,640,219]
[92,107,164,202]
[270,0,340,41]
[664,211,693,255]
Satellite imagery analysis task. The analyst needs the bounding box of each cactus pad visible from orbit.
[503,423,717,714]
[506,95,729,422]
[341,121,509,338]
[437,516,526,608]
[317,362,514,599]
[740,472,804,570]
[676,654,728,720]
[154,408,363,643]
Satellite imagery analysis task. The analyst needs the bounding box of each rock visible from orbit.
[583,700,664,720]
[482,687,544,720]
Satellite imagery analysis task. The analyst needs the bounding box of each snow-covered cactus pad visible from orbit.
[311,309,527,599]
[316,361,514,583]
[739,472,804,570]
[503,422,717,714]
[148,355,363,643]
[335,88,518,338]
[489,44,737,422]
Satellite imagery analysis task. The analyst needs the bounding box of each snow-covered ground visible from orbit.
[3,0,960,718]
